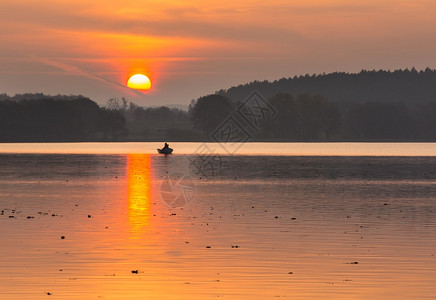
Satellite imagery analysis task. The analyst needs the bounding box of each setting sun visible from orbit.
[127,74,151,91]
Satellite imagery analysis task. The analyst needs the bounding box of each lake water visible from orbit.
[0,142,436,156]
[0,143,435,299]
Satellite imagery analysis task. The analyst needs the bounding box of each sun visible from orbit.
[127,74,151,91]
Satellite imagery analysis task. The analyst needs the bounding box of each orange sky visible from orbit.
[1,0,436,105]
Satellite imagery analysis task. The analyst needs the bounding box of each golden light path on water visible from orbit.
[127,154,151,237]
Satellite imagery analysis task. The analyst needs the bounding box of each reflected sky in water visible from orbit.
[0,152,435,299]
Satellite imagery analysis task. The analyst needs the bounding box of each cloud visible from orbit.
[28,55,147,97]
[0,1,304,45]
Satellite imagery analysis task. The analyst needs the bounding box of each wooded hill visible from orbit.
[218,68,436,105]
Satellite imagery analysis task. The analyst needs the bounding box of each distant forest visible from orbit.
[218,68,436,105]
[1,68,436,142]
[0,94,127,141]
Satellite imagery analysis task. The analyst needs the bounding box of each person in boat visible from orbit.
[162,142,169,150]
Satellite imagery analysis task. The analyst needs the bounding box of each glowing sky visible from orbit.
[1,0,436,105]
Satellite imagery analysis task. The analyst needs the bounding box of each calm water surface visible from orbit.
[0,143,435,299]
[0,142,436,156]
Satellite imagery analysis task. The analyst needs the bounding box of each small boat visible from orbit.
[157,148,173,154]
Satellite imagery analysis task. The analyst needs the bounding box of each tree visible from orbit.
[261,93,298,139]
[345,102,414,139]
[189,94,233,135]
[260,93,340,140]
[101,108,128,139]
[106,98,121,111]
[296,94,340,139]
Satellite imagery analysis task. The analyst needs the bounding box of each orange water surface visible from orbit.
[0,152,436,299]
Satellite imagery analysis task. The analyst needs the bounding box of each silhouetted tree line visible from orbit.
[105,97,200,141]
[132,106,200,141]
[344,101,436,140]
[260,93,340,139]
[188,93,341,140]
[189,92,436,141]
[218,68,436,105]
[3,67,436,142]
[102,96,190,123]
[0,95,127,142]
[132,106,189,123]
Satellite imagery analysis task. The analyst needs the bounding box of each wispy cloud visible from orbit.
[29,56,146,97]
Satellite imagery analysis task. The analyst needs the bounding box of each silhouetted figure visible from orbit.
[157,142,173,154]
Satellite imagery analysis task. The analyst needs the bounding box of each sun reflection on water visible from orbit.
[127,154,152,237]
